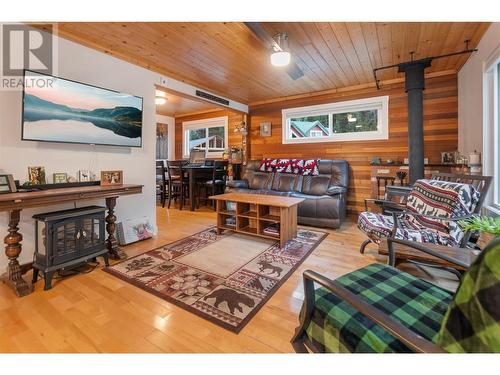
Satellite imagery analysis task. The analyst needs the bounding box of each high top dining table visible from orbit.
[0,184,143,297]
[168,163,214,211]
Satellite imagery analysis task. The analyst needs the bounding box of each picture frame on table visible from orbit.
[0,174,17,194]
[441,151,455,165]
[78,170,92,182]
[28,166,46,185]
[101,170,123,186]
[53,173,68,184]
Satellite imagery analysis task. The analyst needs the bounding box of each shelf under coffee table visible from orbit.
[209,193,305,248]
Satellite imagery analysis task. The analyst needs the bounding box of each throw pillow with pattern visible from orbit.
[291,159,304,174]
[276,159,291,173]
[302,159,320,176]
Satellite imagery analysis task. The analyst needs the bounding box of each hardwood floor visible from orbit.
[0,205,458,353]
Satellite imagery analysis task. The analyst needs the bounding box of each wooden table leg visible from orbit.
[189,169,195,211]
[3,209,33,297]
[105,197,126,260]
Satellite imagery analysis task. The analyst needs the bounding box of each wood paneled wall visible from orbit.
[248,74,458,215]
[174,109,245,160]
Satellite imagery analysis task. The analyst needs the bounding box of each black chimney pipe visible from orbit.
[398,58,432,184]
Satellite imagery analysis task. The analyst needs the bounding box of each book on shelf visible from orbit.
[226,201,236,212]
[225,216,236,227]
[263,223,280,235]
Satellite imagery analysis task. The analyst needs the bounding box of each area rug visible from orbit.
[104,227,327,333]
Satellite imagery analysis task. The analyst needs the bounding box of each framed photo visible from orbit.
[441,152,455,165]
[260,122,272,137]
[0,174,17,194]
[28,166,46,185]
[53,173,68,184]
[78,170,91,182]
[101,170,123,186]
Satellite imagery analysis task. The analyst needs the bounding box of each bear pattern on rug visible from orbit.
[106,227,327,333]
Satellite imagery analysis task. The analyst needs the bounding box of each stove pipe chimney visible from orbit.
[398,59,432,184]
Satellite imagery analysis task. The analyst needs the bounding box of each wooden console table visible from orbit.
[370,163,472,198]
[0,184,143,297]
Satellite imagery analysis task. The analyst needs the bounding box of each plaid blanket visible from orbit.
[437,237,500,352]
[304,263,452,352]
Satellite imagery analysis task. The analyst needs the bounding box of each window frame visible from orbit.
[282,95,389,144]
[182,116,228,159]
[496,63,500,209]
[495,63,500,210]
[483,49,500,215]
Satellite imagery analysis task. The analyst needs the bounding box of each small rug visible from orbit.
[105,227,327,333]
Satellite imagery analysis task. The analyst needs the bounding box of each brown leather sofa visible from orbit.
[225,160,348,228]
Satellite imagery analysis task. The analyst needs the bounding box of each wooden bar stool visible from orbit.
[376,176,396,198]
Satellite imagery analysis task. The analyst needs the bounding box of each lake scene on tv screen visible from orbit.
[23,71,143,147]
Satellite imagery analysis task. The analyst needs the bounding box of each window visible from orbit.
[483,52,500,214]
[282,96,389,144]
[494,62,500,209]
[182,116,228,158]
[496,63,500,208]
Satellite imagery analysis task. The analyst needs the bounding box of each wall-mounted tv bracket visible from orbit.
[372,40,477,90]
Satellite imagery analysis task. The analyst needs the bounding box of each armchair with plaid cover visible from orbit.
[291,237,500,353]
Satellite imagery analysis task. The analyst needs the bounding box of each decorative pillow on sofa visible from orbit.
[276,159,305,174]
[260,158,317,175]
[302,159,320,176]
[259,158,269,172]
[275,159,291,173]
[259,158,278,172]
[291,159,305,174]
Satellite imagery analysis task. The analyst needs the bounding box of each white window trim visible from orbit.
[282,96,389,144]
[482,46,500,214]
[182,116,228,159]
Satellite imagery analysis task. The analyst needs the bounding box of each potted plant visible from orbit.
[459,216,500,249]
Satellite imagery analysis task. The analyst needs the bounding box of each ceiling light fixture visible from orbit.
[270,32,291,67]
[155,90,167,105]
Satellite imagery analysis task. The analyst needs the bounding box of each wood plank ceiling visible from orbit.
[43,22,490,104]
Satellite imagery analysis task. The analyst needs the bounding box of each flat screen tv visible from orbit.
[22,70,143,147]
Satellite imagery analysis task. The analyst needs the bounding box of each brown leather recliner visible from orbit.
[225,160,349,228]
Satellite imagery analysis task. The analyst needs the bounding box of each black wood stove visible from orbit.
[32,206,109,290]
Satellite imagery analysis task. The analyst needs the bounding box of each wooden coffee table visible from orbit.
[209,193,304,248]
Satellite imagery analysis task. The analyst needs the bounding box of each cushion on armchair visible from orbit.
[436,238,500,353]
[358,211,456,246]
[304,263,452,353]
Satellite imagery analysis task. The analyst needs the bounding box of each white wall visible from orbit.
[0,26,161,269]
[458,23,500,155]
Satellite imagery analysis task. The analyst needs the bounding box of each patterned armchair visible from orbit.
[291,237,500,353]
[358,176,491,256]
